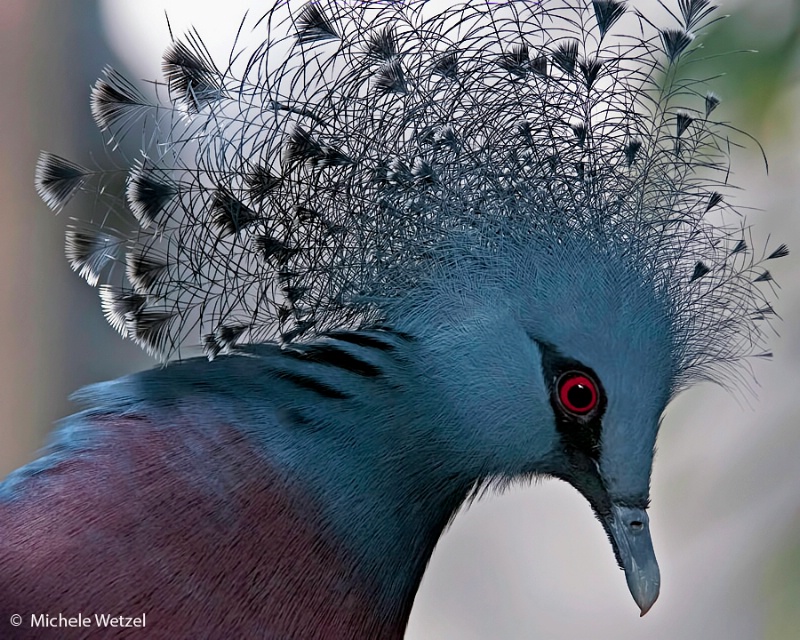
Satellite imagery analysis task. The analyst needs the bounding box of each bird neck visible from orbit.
[265,339,476,635]
[309,451,473,636]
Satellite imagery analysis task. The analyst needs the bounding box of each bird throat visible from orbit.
[296,455,474,638]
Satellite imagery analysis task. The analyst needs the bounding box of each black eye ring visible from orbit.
[556,371,599,416]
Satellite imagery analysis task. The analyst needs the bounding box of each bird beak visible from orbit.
[605,504,660,616]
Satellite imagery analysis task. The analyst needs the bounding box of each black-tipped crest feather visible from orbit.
[126,163,178,228]
[35,153,90,210]
[91,67,151,131]
[296,3,339,43]
[163,33,223,112]
[592,0,626,37]
[64,226,117,287]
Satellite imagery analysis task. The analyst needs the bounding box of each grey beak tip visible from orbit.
[636,589,658,616]
[627,569,660,616]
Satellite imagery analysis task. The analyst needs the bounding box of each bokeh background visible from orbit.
[0,1,798,638]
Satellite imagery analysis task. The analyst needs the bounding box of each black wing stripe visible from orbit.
[283,343,383,377]
[323,331,398,351]
[275,370,351,399]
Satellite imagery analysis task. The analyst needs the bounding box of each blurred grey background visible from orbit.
[0,0,797,638]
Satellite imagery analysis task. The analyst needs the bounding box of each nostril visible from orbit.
[630,520,643,531]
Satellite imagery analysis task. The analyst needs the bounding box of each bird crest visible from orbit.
[35,0,786,388]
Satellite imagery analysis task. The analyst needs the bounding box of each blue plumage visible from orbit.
[3,0,787,636]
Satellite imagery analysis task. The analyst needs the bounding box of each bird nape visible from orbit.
[2,0,786,637]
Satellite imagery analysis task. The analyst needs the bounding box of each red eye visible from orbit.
[557,372,599,416]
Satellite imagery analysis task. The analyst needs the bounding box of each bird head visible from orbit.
[517,236,669,615]
[390,232,670,613]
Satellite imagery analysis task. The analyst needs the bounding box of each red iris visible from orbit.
[557,372,599,415]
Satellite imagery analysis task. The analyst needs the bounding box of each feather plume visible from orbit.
[38,0,785,378]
